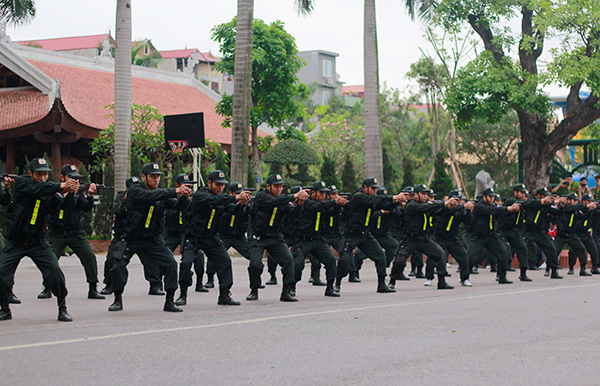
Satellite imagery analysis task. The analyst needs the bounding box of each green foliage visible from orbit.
[382,145,396,188]
[341,156,358,192]
[212,18,308,130]
[93,163,114,240]
[247,161,257,187]
[170,158,185,188]
[402,159,415,188]
[430,151,455,197]
[457,112,521,191]
[263,139,320,166]
[0,0,36,26]
[276,127,306,142]
[320,154,340,188]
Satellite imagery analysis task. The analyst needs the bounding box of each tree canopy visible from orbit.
[263,139,319,166]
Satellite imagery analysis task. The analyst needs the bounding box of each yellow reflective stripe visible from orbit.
[584,219,588,227]
[377,215,381,229]
[430,217,433,226]
[423,214,427,231]
[179,212,183,225]
[365,208,371,226]
[269,207,278,226]
[446,216,454,231]
[30,200,41,225]
[489,215,493,230]
[59,209,64,220]
[230,214,236,227]
[515,211,520,225]
[315,212,321,231]
[534,210,540,224]
[207,209,216,229]
[329,216,333,227]
[145,206,154,228]
[569,213,574,227]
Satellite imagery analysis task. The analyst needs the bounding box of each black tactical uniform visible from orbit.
[499,184,532,281]
[430,191,473,286]
[109,163,189,313]
[0,176,21,305]
[389,184,453,289]
[336,178,398,293]
[0,158,75,322]
[467,188,513,284]
[293,181,342,297]
[177,171,242,306]
[522,188,562,279]
[589,198,600,273]
[247,174,302,302]
[42,165,104,300]
[101,179,163,296]
[571,194,599,274]
[553,193,590,276]
[322,185,353,280]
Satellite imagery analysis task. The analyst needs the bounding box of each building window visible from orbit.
[176,58,184,71]
[144,45,149,55]
[322,59,332,78]
[211,75,220,92]
[323,91,332,105]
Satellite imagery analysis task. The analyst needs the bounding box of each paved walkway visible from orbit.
[1,255,599,385]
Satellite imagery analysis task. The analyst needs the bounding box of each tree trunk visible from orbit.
[114,0,132,193]
[230,0,254,184]
[363,0,383,184]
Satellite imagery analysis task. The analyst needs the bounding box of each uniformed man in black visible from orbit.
[0,174,21,305]
[399,187,426,279]
[389,184,456,289]
[553,193,594,276]
[0,158,78,321]
[164,173,209,297]
[499,184,532,281]
[247,174,308,302]
[177,171,249,306]
[355,187,401,282]
[579,193,600,274]
[100,176,164,295]
[109,163,192,313]
[468,187,520,284]
[522,187,563,279]
[216,182,254,289]
[39,164,104,300]
[293,181,346,297]
[336,177,405,293]
[429,190,474,287]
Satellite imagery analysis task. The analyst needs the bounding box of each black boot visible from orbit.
[397,273,410,281]
[175,287,188,306]
[280,286,298,302]
[289,284,297,297]
[195,282,209,292]
[519,267,532,282]
[9,293,21,304]
[164,290,183,312]
[88,283,106,300]
[0,302,11,320]
[57,298,73,322]
[567,266,575,275]
[348,271,361,283]
[204,277,215,288]
[37,287,52,299]
[265,275,277,285]
[415,268,425,278]
[108,291,123,311]
[333,277,342,293]
[217,288,241,306]
[580,269,592,276]
[100,285,112,295]
[408,268,416,277]
[312,276,327,286]
[498,269,513,284]
[550,267,563,279]
[246,289,259,301]
[591,265,600,275]
[148,283,165,296]
[325,281,340,297]
[437,274,454,290]
[490,263,498,273]
[377,277,396,293]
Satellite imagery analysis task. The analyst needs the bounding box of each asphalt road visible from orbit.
[1,254,600,386]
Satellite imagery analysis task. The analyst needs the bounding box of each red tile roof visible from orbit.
[18,34,113,51]
[342,85,364,94]
[160,49,220,63]
[26,60,233,144]
[0,89,49,131]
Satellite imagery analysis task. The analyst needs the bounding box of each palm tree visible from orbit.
[114,0,132,192]
[363,0,383,184]
[229,0,314,185]
[0,0,35,26]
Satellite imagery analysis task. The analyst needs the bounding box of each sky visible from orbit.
[5,0,570,100]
